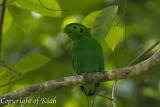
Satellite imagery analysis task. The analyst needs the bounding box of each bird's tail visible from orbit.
[81,83,100,96]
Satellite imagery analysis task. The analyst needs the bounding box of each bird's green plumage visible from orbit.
[63,23,104,96]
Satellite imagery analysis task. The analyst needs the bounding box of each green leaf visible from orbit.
[14,54,51,74]
[3,8,12,34]
[0,70,11,95]
[82,10,101,28]
[16,0,62,17]
[91,6,118,43]
[105,17,123,51]
[8,5,32,33]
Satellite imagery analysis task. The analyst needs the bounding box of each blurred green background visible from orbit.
[0,0,160,107]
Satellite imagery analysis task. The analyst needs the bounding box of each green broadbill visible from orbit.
[63,23,104,96]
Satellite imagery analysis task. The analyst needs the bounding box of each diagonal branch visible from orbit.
[0,50,160,106]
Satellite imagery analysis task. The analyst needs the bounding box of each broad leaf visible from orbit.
[105,17,123,51]
[0,70,11,95]
[91,6,118,43]
[82,10,101,28]
[8,5,32,33]
[3,8,12,34]
[14,54,51,73]
[16,0,62,17]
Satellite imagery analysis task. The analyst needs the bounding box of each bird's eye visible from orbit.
[80,28,83,32]
[73,26,77,29]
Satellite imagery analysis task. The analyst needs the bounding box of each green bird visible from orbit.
[63,23,104,97]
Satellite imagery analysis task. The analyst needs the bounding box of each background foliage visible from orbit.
[0,0,160,107]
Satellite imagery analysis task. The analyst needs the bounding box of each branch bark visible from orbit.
[0,50,160,106]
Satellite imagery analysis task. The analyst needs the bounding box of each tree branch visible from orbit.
[0,50,160,106]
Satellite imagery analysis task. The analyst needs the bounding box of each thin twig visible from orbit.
[0,0,7,60]
[0,77,24,88]
[110,80,117,107]
[0,0,22,91]
[111,80,117,100]
[110,40,160,107]
[0,61,22,75]
[39,0,68,11]
[92,93,113,107]
[129,40,160,66]
[96,94,113,100]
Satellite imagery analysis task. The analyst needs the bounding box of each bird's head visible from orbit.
[63,23,91,40]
